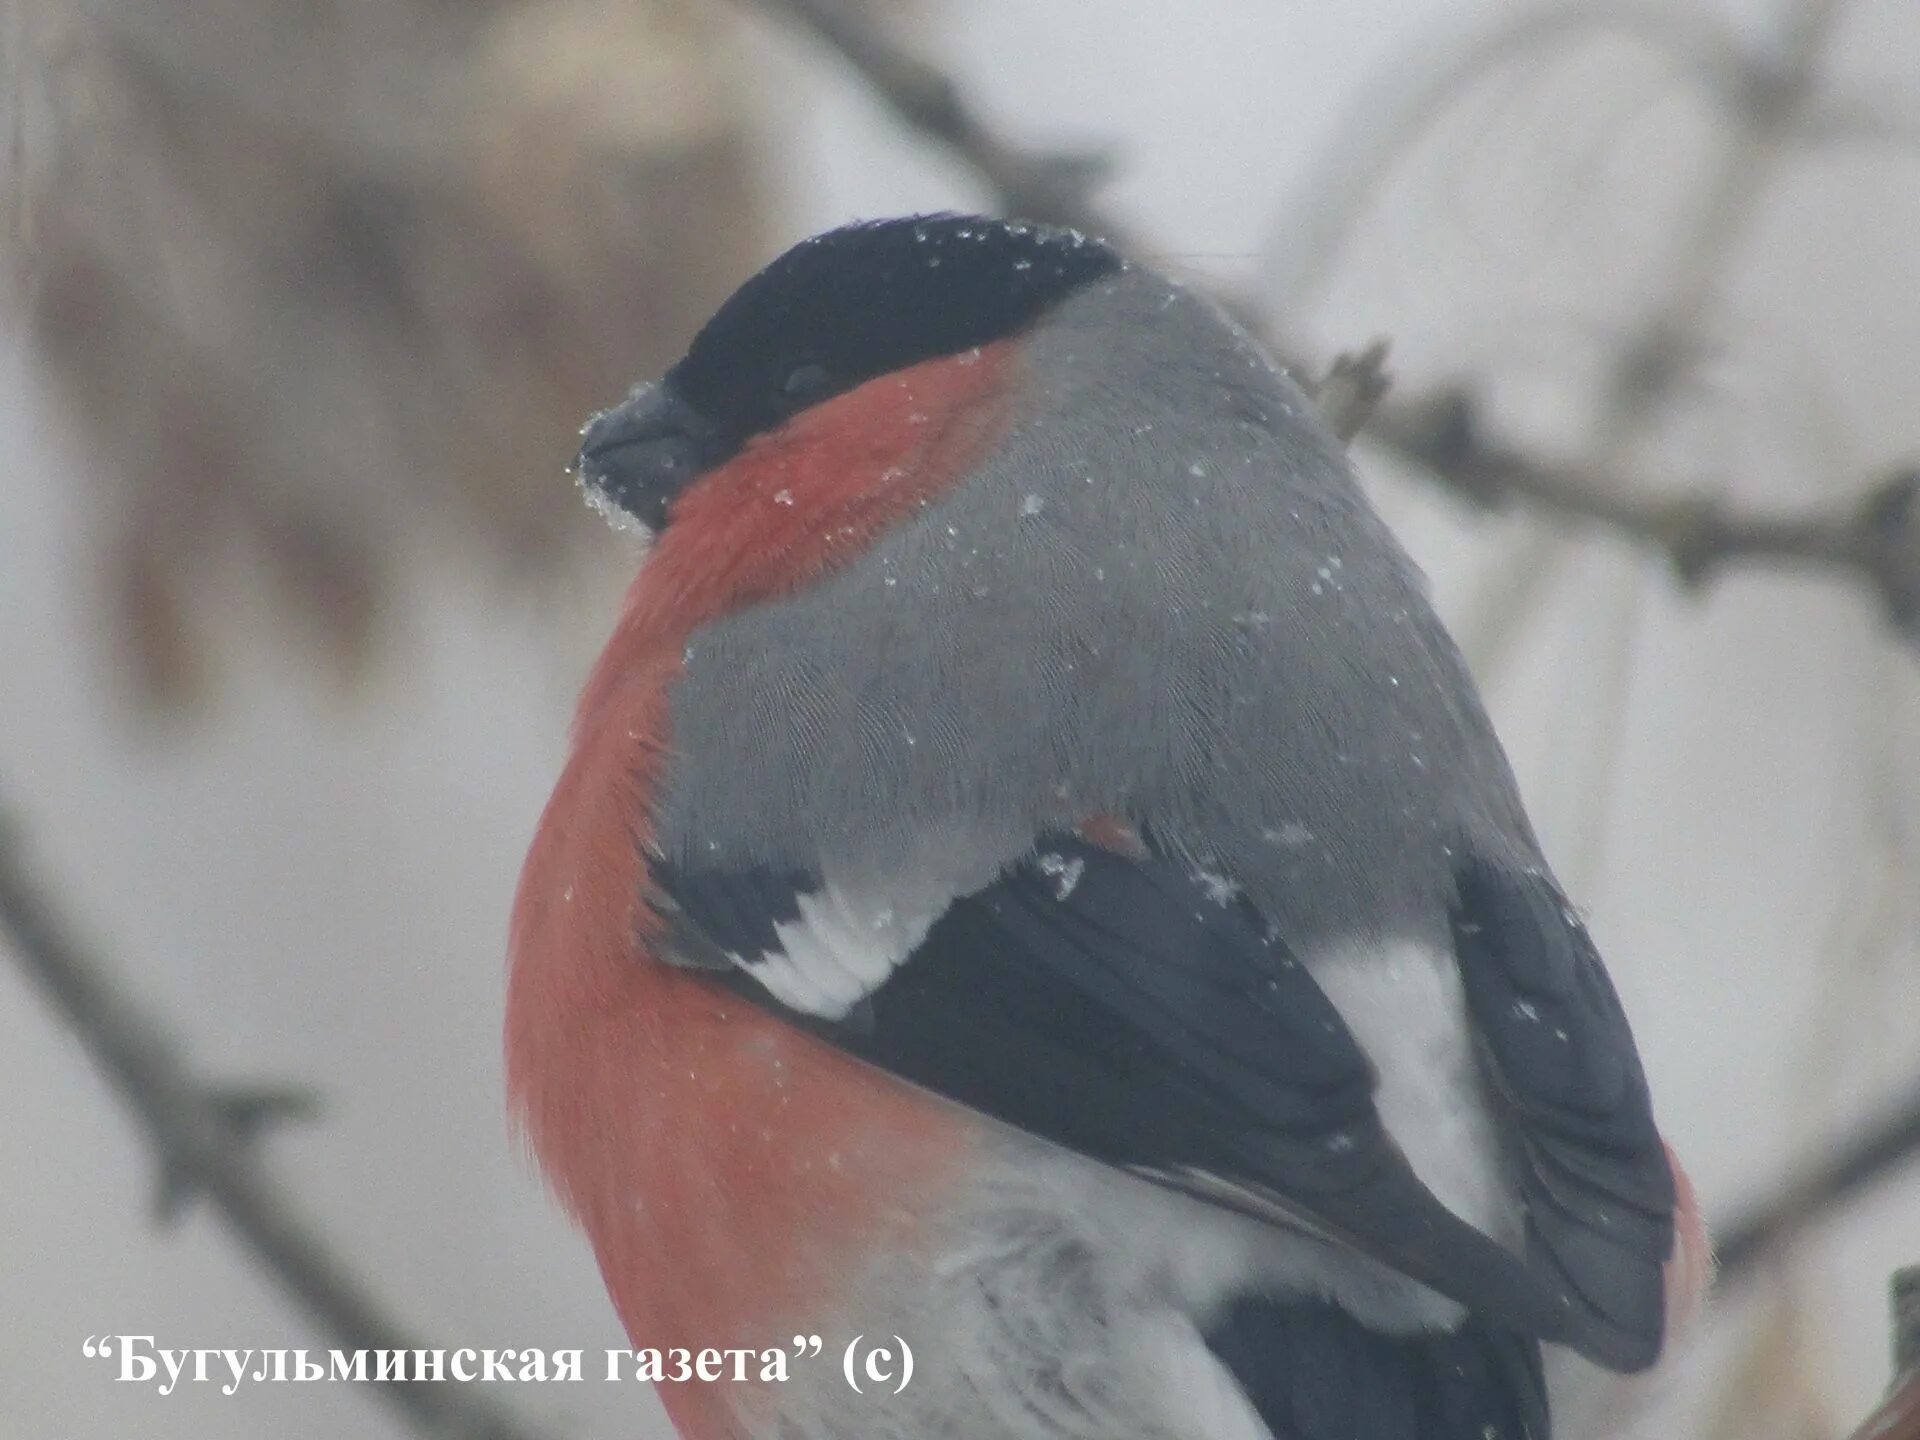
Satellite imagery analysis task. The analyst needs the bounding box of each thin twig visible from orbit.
[742,0,1920,651]
[1713,1075,1920,1282]
[0,808,548,1440]
[1312,339,1394,444]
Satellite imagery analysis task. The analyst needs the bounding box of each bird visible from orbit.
[507,212,1709,1440]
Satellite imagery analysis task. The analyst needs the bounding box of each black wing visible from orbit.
[1451,856,1676,1370]
[649,833,1668,1371]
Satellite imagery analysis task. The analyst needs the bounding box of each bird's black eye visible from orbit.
[780,362,831,405]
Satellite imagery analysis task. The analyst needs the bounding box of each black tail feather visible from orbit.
[1204,1296,1549,1440]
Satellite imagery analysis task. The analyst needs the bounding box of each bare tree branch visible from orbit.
[741,0,1920,652]
[1897,1266,1920,1381]
[1713,1075,1920,1283]
[1853,1365,1920,1440]
[745,0,1111,226]
[1371,393,1920,641]
[1798,86,1920,154]
[1841,1267,1920,1440]
[0,807,548,1440]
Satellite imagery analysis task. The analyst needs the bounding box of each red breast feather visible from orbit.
[506,341,1018,1439]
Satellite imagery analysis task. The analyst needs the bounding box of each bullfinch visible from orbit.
[507,213,1708,1440]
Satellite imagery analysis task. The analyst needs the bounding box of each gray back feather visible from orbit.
[653,266,1541,953]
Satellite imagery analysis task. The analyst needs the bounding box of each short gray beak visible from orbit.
[577,383,720,531]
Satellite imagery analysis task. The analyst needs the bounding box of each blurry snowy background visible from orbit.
[3,0,1918,1436]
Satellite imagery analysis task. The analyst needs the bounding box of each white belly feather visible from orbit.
[752,938,1531,1440]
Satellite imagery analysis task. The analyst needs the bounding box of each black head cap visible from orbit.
[577,214,1124,529]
